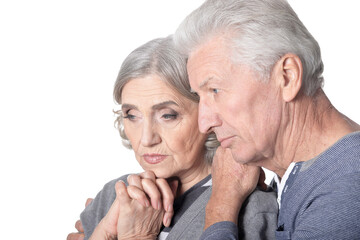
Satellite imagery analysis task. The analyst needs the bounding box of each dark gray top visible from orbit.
[80,174,278,239]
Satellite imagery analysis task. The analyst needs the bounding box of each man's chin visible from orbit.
[230,147,257,165]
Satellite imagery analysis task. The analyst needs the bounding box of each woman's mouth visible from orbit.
[142,154,167,164]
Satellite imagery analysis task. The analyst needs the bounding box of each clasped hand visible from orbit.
[88,171,178,240]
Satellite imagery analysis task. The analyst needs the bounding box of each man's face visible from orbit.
[187,35,283,165]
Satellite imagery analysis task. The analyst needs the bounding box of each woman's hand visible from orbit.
[89,180,161,240]
[89,171,178,240]
[116,180,164,240]
[67,198,93,240]
[126,171,178,227]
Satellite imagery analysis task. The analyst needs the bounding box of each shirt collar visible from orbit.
[274,162,296,209]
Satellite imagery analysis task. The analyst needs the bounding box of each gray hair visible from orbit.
[174,0,324,96]
[113,36,219,164]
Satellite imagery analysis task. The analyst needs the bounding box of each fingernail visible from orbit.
[165,216,171,227]
[157,201,162,210]
[167,204,173,213]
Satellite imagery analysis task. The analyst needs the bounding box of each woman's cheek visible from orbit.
[162,127,185,154]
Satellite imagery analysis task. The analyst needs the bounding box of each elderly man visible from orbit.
[174,0,360,239]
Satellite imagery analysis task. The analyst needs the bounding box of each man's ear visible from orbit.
[275,54,303,102]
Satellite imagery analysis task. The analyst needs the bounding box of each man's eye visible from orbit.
[212,88,219,94]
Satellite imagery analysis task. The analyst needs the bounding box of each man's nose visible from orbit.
[198,100,221,134]
[140,120,161,147]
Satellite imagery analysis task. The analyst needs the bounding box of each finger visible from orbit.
[102,180,130,227]
[96,181,131,237]
[115,180,131,203]
[139,170,156,182]
[75,220,84,233]
[127,185,150,207]
[156,179,176,212]
[67,232,84,240]
[141,178,162,210]
[85,198,93,207]
[212,147,226,168]
[168,178,179,196]
[127,174,143,190]
[163,211,173,228]
[156,178,178,227]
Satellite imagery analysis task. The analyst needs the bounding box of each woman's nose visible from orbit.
[140,120,161,147]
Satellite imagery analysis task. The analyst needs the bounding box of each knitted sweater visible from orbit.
[200,132,360,240]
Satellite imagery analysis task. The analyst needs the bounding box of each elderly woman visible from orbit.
[68,36,277,240]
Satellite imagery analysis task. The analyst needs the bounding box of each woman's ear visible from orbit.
[275,54,303,102]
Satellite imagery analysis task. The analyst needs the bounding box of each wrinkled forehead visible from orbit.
[121,75,197,110]
[187,36,233,89]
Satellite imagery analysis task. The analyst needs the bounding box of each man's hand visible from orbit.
[205,147,260,229]
[67,198,93,240]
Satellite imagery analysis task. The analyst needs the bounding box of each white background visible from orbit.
[0,1,359,239]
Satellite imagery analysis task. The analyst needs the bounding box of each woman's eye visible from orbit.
[162,113,178,120]
[123,114,136,120]
[123,110,137,120]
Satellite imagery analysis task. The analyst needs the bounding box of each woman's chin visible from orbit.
[141,166,174,179]
[154,171,173,179]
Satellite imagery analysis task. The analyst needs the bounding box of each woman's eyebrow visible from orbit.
[121,103,138,111]
[121,101,179,111]
[152,101,179,110]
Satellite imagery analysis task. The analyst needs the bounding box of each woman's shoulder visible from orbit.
[237,188,278,239]
[101,174,130,191]
[80,173,133,236]
[85,174,132,211]
[242,187,278,215]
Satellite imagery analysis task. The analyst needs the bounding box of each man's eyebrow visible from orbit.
[199,77,214,89]
[152,101,179,110]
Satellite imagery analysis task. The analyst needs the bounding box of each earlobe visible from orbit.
[278,54,303,102]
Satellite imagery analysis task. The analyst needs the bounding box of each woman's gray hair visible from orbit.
[114,36,219,164]
[174,0,324,96]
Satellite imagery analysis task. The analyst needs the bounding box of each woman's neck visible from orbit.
[177,163,211,196]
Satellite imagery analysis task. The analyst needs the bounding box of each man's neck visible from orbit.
[271,89,360,177]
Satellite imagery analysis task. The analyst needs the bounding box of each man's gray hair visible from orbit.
[174,0,324,96]
[114,36,219,164]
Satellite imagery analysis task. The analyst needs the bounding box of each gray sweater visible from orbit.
[80,175,278,240]
[200,131,360,240]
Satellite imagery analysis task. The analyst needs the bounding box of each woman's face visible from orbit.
[121,75,208,179]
